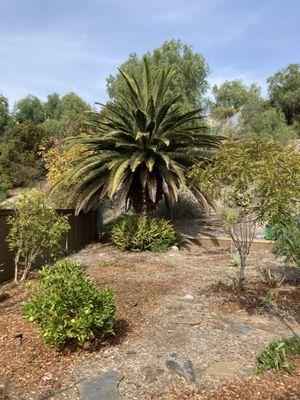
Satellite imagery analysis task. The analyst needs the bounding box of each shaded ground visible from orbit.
[0,242,299,399]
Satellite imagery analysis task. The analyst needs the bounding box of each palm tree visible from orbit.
[55,58,221,217]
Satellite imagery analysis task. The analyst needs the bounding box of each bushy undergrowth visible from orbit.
[273,217,300,267]
[24,259,115,345]
[254,336,300,374]
[111,214,182,252]
[0,182,11,202]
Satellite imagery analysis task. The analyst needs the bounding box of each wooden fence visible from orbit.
[0,209,97,283]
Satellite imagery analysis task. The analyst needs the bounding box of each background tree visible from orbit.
[14,95,45,124]
[0,95,10,135]
[58,92,90,121]
[44,92,62,120]
[241,104,297,143]
[0,122,47,186]
[212,79,261,111]
[267,63,300,125]
[107,40,209,110]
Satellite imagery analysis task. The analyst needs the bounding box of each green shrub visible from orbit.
[254,336,300,374]
[111,214,182,252]
[7,189,70,282]
[24,259,115,346]
[273,217,300,267]
[0,182,11,202]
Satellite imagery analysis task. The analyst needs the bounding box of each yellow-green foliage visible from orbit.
[7,189,70,282]
[190,140,300,226]
[111,214,182,252]
[24,259,115,345]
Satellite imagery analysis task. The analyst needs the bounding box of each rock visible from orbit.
[170,246,179,251]
[77,370,123,400]
[165,353,196,382]
[183,294,194,301]
[222,319,251,335]
[41,373,53,381]
[277,329,300,338]
[206,361,243,377]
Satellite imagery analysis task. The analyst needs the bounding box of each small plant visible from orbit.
[220,209,256,291]
[264,291,277,304]
[111,214,182,252]
[24,259,115,346]
[7,189,70,282]
[254,336,300,374]
[259,266,286,288]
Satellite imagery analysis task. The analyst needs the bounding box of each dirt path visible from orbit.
[52,242,299,399]
[1,242,299,400]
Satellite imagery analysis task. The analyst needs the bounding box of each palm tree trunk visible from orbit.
[140,186,148,218]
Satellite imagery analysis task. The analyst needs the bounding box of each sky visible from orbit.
[0,0,299,108]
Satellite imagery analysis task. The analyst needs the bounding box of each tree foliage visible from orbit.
[0,95,10,135]
[107,40,209,110]
[7,190,70,282]
[212,79,261,111]
[191,140,300,226]
[14,95,45,124]
[54,58,221,216]
[241,104,297,143]
[0,122,47,186]
[267,63,300,125]
[190,140,300,286]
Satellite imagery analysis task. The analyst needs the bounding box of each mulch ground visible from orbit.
[0,261,179,399]
[0,243,299,400]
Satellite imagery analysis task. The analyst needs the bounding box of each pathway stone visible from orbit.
[183,294,194,301]
[206,361,244,377]
[222,318,252,335]
[165,353,196,382]
[77,371,123,400]
[277,329,300,338]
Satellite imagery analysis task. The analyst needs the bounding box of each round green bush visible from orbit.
[111,214,182,252]
[24,259,115,345]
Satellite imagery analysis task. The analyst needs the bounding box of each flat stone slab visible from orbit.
[222,319,251,335]
[206,361,243,377]
[165,353,196,382]
[277,329,300,338]
[77,370,123,400]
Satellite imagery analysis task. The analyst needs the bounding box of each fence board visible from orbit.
[0,209,97,283]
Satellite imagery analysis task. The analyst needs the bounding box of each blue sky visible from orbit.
[0,0,299,107]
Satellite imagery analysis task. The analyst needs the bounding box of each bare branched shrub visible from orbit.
[259,267,286,288]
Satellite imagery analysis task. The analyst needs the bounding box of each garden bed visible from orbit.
[0,242,299,399]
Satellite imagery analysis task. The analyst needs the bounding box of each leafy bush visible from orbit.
[111,214,182,252]
[273,217,300,267]
[7,189,70,282]
[211,106,236,121]
[254,336,300,374]
[24,259,115,346]
[0,182,11,202]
